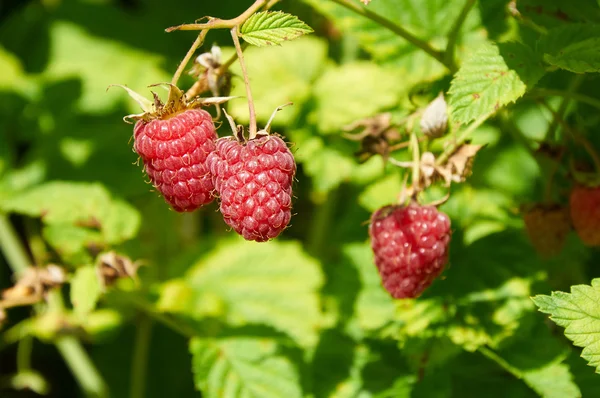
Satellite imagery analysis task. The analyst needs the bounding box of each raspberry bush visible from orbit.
[1,0,600,397]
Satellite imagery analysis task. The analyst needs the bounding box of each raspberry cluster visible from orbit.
[369,204,451,299]
[131,105,296,241]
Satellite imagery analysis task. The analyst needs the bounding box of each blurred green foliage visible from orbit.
[1,0,600,397]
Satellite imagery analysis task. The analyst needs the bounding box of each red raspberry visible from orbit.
[522,204,570,257]
[133,108,217,212]
[570,185,600,246]
[207,135,295,242]
[369,204,451,299]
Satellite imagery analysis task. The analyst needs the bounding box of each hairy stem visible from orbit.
[444,0,476,72]
[171,30,208,87]
[328,0,449,71]
[129,315,153,398]
[166,0,268,32]
[231,25,258,138]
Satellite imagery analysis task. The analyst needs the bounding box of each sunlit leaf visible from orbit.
[448,42,545,123]
[190,336,303,398]
[539,24,600,73]
[533,278,600,373]
[240,11,313,46]
[0,181,141,245]
[70,265,102,318]
[159,239,324,347]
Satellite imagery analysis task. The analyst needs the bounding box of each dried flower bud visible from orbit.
[420,93,448,138]
[96,252,140,289]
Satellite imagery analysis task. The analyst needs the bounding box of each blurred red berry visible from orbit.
[570,185,600,246]
[369,204,451,299]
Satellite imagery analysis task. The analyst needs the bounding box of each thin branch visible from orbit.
[529,87,600,112]
[444,0,476,72]
[166,0,268,32]
[328,0,450,71]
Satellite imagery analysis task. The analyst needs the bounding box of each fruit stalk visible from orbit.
[231,25,258,138]
[171,30,208,87]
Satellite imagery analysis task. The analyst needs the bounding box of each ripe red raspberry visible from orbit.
[369,204,451,299]
[133,108,217,212]
[207,134,295,242]
[522,204,570,257]
[570,185,600,246]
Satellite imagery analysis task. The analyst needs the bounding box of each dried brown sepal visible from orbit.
[0,265,66,309]
[96,251,141,290]
[390,144,483,194]
[108,83,236,124]
[343,113,402,163]
[436,144,484,185]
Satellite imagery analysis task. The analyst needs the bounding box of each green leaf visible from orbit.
[0,181,141,245]
[159,239,324,347]
[70,265,102,318]
[532,278,600,373]
[303,0,485,83]
[448,42,545,123]
[190,336,302,398]
[0,45,35,96]
[517,0,600,29]
[240,11,313,47]
[358,172,403,212]
[45,21,169,114]
[310,62,405,133]
[228,37,328,127]
[43,224,103,265]
[342,244,395,333]
[540,24,600,73]
[479,318,581,398]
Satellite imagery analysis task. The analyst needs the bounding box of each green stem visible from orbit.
[540,100,600,174]
[444,0,475,72]
[55,337,108,398]
[410,132,421,193]
[436,111,493,165]
[478,346,522,380]
[17,336,33,371]
[231,25,258,138]
[328,0,450,71]
[129,315,153,398]
[166,0,268,32]
[171,30,208,87]
[306,188,339,259]
[121,293,196,338]
[0,213,107,398]
[0,213,30,276]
